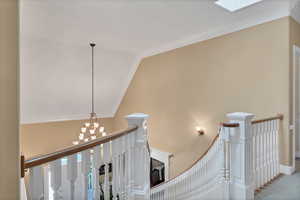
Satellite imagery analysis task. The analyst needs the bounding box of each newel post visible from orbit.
[227,112,255,200]
[126,113,150,200]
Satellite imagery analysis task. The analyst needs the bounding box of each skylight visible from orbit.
[215,0,263,12]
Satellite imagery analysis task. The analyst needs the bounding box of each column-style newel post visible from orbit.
[227,112,255,200]
[126,113,150,200]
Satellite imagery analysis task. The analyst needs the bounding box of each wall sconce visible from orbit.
[196,126,205,136]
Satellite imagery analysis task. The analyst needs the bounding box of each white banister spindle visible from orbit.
[112,138,120,199]
[93,145,103,200]
[275,119,280,175]
[226,112,255,200]
[220,126,230,200]
[29,166,44,200]
[126,113,150,200]
[67,154,78,200]
[103,141,111,200]
[263,122,268,184]
[251,117,281,191]
[259,123,264,188]
[49,159,62,200]
[270,120,275,179]
[266,121,270,183]
[21,178,28,200]
[151,132,225,200]
[81,150,92,200]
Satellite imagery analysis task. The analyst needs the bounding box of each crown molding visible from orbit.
[21,113,114,125]
[142,14,289,58]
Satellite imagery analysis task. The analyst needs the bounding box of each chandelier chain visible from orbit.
[91,43,95,114]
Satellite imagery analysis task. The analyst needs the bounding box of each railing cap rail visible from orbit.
[252,114,283,124]
[221,113,283,127]
[221,122,240,127]
[22,126,138,171]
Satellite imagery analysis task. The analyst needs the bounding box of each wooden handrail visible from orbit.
[221,114,283,127]
[252,114,283,124]
[21,155,25,178]
[221,122,240,127]
[22,126,138,173]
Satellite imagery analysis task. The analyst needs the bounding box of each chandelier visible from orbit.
[73,43,106,145]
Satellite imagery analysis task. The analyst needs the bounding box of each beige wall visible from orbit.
[0,0,19,199]
[290,17,300,155]
[21,118,114,158]
[113,17,291,177]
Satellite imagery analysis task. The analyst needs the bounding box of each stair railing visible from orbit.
[252,114,283,192]
[150,112,283,200]
[21,113,150,200]
[150,122,234,200]
[21,112,283,200]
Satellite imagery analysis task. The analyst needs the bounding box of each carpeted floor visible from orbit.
[255,159,300,200]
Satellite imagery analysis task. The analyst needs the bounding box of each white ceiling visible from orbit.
[20,0,292,124]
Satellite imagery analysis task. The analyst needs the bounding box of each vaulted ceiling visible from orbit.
[21,0,293,123]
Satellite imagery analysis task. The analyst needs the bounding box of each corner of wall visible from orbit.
[290,0,300,24]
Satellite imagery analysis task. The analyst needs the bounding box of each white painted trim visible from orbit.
[293,45,300,168]
[280,164,295,175]
[21,113,114,125]
[296,151,300,158]
[20,178,27,200]
[150,148,173,181]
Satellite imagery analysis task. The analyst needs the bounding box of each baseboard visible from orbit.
[296,151,300,158]
[280,164,295,175]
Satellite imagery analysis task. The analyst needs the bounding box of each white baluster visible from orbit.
[252,124,256,190]
[44,165,50,200]
[272,120,277,177]
[119,136,125,199]
[29,166,44,200]
[266,121,271,182]
[67,154,78,200]
[103,141,111,200]
[270,122,274,179]
[256,124,261,189]
[263,122,268,185]
[259,123,264,188]
[81,150,92,200]
[93,145,103,200]
[221,126,230,200]
[111,139,117,199]
[124,134,131,199]
[275,119,280,175]
[49,159,62,200]
[112,138,120,199]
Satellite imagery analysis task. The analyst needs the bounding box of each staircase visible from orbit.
[21,112,283,200]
